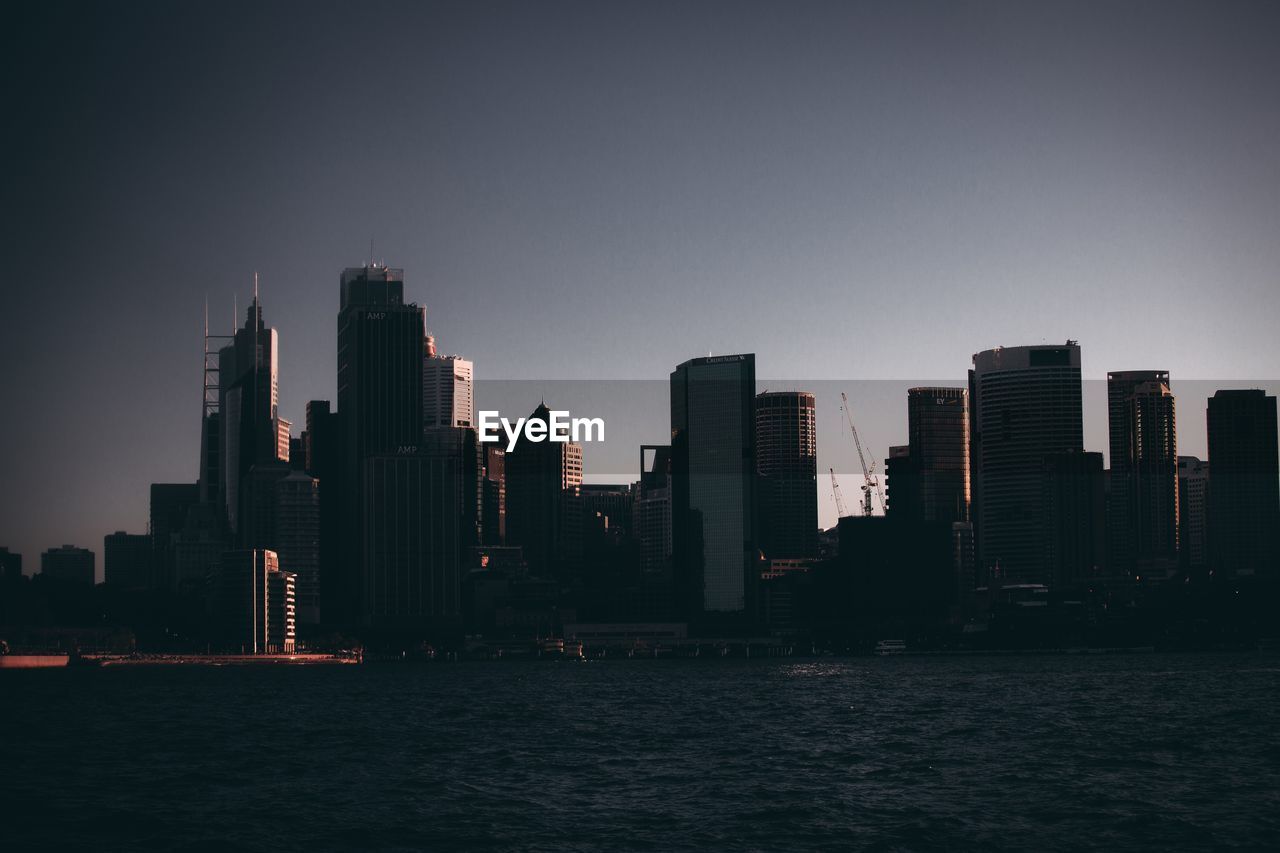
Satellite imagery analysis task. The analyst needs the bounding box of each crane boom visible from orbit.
[829,468,848,518]
[840,392,886,515]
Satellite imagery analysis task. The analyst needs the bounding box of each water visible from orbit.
[4,653,1280,851]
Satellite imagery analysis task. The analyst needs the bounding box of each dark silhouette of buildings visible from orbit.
[636,445,675,619]
[149,483,199,590]
[41,545,95,585]
[755,391,818,559]
[886,387,970,525]
[214,549,296,653]
[505,402,583,580]
[104,532,151,588]
[969,343,1083,586]
[272,470,321,625]
[1207,390,1279,578]
[1107,372,1178,580]
[0,547,23,580]
[1041,449,1106,588]
[671,354,758,627]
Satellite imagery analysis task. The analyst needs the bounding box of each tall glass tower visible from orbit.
[671,354,757,623]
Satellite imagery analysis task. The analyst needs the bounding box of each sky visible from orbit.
[3,0,1279,578]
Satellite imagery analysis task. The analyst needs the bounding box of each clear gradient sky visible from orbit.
[3,1,1279,577]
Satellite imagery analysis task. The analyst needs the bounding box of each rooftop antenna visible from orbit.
[369,237,374,268]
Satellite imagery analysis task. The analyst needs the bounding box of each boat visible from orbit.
[874,639,906,655]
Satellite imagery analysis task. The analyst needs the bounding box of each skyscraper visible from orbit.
[636,445,674,619]
[214,549,296,654]
[1207,390,1279,578]
[1107,372,1179,580]
[671,354,757,624]
[907,387,970,524]
[423,335,474,429]
[334,264,429,628]
[969,343,1084,586]
[219,294,286,538]
[1177,456,1209,577]
[755,391,817,560]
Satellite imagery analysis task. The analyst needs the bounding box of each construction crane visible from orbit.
[840,392,886,516]
[829,468,848,518]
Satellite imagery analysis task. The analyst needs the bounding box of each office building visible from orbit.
[906,387,970,523]
[671,354,757,623]
[214,549,296,654]
[755,391,818,559]
[1177,456,1209,576]
[273,470,321,625]
[636,445,675,619]
[219,296,286,537]
[150,483,199,590]
[334,264,427,627]
[41,545,95,585]
[361,454,461,630]
[1041,449,1106,588]
[423,335,474,428]
[505,402,584,579]
[1207,390,1279,578]
[1107,372,1179,580]
[969,343,1083,586]
[104,532,151,588]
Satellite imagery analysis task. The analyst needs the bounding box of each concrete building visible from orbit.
[505,402,584,580]
[755,391,818,559]
[1041,449,1106,588]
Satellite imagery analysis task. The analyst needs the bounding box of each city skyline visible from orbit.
[6,0,1280,575]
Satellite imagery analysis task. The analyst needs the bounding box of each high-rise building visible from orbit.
[305,399,342,624]
[334,264,427,628]
[1041,449,1106,588]
[1207,390,1279,578]
[423,335,474,429]
[104,532,151,588]
[361,454,461,629]
[41,546,95,585]
[505,402,583,579]
[1177,456,1209,577]
[422,426,484,548]
[219,296,285,537]
[1107,372,1179,580]
[273,470,321,625]
[671,354,757,623]
[969,343,1083,586]
[906,387,969,524]
[214,549,295,654]
[755,391,817,559]
[884,445,916,518]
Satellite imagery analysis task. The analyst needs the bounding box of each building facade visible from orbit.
[754,391,818,559]
[969,343,1084,586]
[671,354,757,623]
[1207,390,1279,578]
[1107,372,1179,580]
